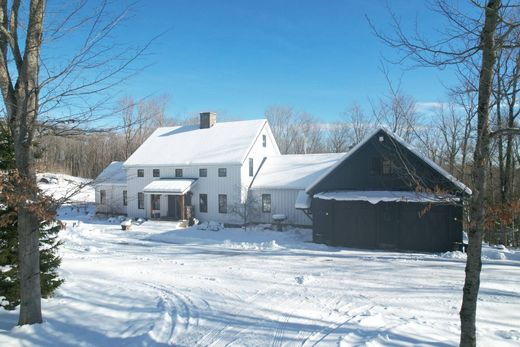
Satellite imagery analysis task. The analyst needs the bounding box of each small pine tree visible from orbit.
[0,125,63,310]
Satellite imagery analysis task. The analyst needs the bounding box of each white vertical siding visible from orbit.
[240,123,280,195]
[95,184,127,215]
[125,165,244,224]
[250,189,312,226]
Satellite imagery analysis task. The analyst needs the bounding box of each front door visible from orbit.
[168,195,182,220]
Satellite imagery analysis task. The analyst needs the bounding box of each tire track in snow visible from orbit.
[300,304,376,347]
[143,282,205,345]
[195,283,283,346]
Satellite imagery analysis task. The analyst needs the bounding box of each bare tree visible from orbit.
[370,69,420,143]
[369,1,519,345]
[0,0,151,325]
[345,103,372,145]
[265,105,298,154]
[326,121,349,153]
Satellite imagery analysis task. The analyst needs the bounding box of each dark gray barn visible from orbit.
[303,128,471,252]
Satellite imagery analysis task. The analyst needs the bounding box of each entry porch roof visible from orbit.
[142,179,196,195]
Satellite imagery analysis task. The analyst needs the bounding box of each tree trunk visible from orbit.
[459,1,499,346]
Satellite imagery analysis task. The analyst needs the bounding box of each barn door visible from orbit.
[377,204,399,249]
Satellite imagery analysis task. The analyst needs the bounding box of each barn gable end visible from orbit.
[307,127,470,253]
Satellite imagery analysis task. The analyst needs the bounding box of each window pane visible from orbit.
[138,192,144,209]
[137,169,144,177]
[262,194,271,213]
[249,158,254,177]
[100,190,106,204]
[218,168,227,177]
[199,194,208,213]
[218,194,227,213]
[262,134,266,147]
[382,159,394,175]
[153,169,160,177]
[199,168,207,177]
[175,169,183,177]
[123,190,127,206]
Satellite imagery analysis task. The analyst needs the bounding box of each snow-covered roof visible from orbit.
[295,190,312,209]
[124,119,268,167]
[143,179,197,194]
[94,161,126,185]
[306,127,472,195]
[251,153,344,190]
[314,190,460,204]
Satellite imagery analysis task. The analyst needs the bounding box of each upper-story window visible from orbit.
[123,190,127,206]
[382,159,395,175]
[137,169,144,177]
[218,168,227,177]
[262,134,267,147]
[100,190,106,205]
[249,158,254,177]
[199,168,207,177]
[175,169,183,177]
[153,169,160,177]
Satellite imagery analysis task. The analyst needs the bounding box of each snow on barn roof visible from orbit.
[94,161,126,185]
[251,153,344,190]
[314,190,460,205]
[124,119,268,167]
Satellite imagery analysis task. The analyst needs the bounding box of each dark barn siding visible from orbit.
[308,130,462,196]
[313,199,463,252]
[308,129,467,253]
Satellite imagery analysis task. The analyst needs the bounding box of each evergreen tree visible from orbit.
[0,126,63,310]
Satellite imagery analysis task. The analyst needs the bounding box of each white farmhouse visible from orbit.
[94,112,343,226]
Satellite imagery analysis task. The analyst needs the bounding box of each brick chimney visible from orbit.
[200,112,217,129]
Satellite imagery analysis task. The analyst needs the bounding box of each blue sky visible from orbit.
[98,1,467,122]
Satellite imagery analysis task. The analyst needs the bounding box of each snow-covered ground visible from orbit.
[1,174,519,346]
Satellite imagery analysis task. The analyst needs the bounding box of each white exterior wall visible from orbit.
[250,189,312,226]
[240,123,280,197]
[95,184,127,215]
[125,165,243,224]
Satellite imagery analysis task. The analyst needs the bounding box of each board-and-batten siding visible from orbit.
[125,165,243,224]
[240,123,281,194]
[251,189,312,226]
[95,184,127,215]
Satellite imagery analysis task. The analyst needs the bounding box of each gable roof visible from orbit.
[306,127,472,195]
[95,161,126,185]
[251,153,344,190]
[124,119,268,167]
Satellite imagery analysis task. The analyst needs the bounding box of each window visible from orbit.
[137,169,144,177]
[138,192,144,209]
[151,194,161,210]
[123,190,127,206]
[199,168,207,177]
[218,194,227,213]
[153,169,160,177]
[100,190,106,205]
[249,158,254,177]
[262,194,271,213]
[262,134,267,147]
[199,194,208,213]
[382,159,394,175]
[218,168,227,177]
[175,168,183,177]
[369,158,381,175]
